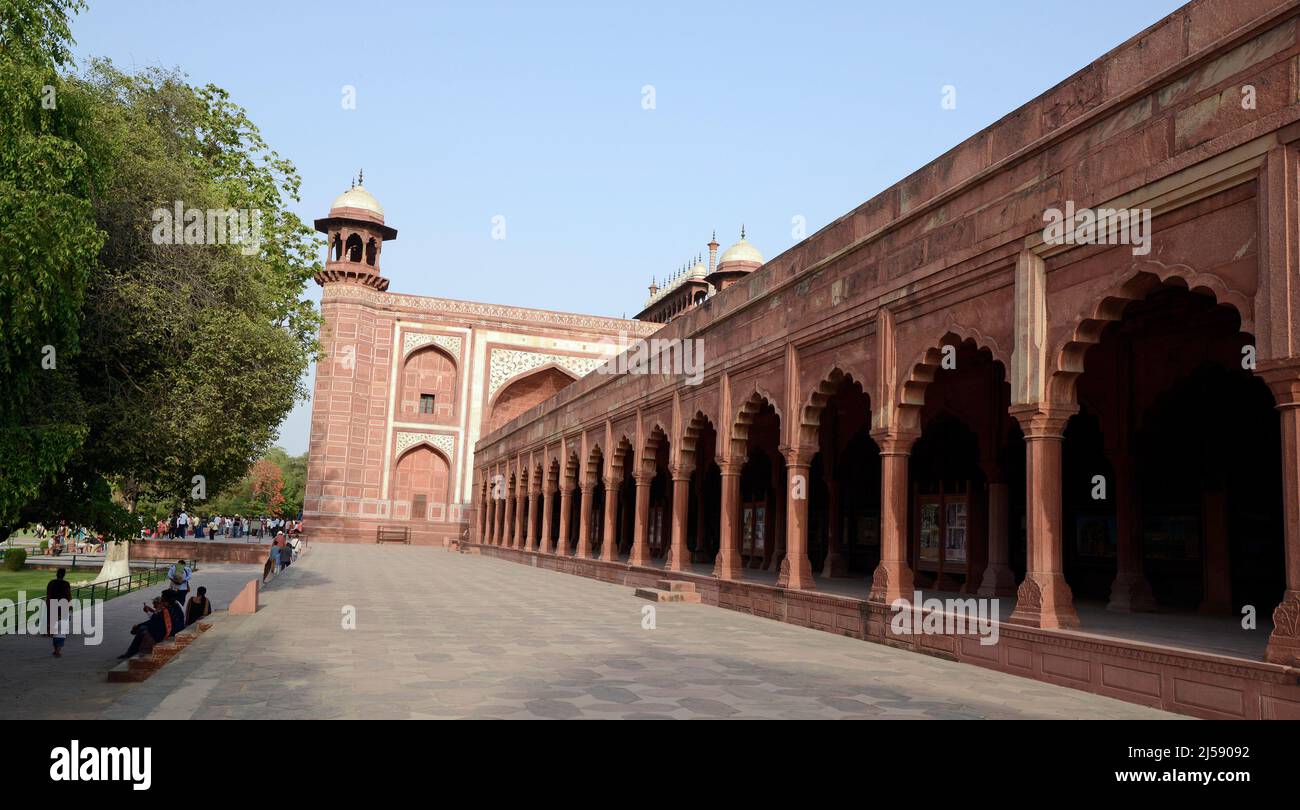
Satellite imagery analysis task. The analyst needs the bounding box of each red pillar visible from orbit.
[538,484,554,554]
[1108,456,1156,611]
[666,467,690,571]
[1264,366,1300,665]
[628,472,652,567]
[977,480,1017,597]
[777,446,815,590]
[713,458,743,580]
[502,485,515,548]
[869,430,916,603]
[600,479,620,562]
[556,485,573,556]
[513,488,524,549]
[577,484,595,558]
[1008,404,1080,629]
[821,473,847,578]
[524,484,537,551]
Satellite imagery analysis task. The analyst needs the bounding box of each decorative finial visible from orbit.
[712,229,716,241]
[741,224,746,239]
[350,175,355,189]
[358,168,364,186]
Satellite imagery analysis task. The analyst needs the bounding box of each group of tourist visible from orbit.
[262,532,298,582]
[117,558,211,659]
[42,558,214,659]
[142,511,303,541]
[31,522,105,555]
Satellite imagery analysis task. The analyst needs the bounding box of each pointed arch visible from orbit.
[1047,266,1254,406]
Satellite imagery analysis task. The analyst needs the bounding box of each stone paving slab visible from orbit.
[0,563,263,719]
[87,545,1181,720]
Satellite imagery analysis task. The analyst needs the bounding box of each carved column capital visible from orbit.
[779,444,817,469]
[1009,402,1078,440]
[869,428,920,456]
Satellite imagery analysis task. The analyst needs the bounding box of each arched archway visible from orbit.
[1061,283,1282,641]
[487,366,578,433]
[800,370,879,580]
[345,233,363,262]
[393,444,451,522]
[718,391,781,579]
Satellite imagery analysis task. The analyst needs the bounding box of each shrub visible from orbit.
[3,548,26,571]
[39,540,48,553]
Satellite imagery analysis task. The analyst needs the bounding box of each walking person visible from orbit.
[262,541,278,583]
[45,569,72,658]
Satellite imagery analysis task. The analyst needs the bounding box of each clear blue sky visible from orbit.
[69,0,1187,453]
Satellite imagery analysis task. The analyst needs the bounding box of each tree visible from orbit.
[249,459,285,517]
[0,0,102,528]
[64,61,321,512]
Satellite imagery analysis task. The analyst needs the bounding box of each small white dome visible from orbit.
[718,236,763,266]
[330,185,384,218]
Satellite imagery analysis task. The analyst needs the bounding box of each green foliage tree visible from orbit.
[64,61,321,513]
[0,0,103,529]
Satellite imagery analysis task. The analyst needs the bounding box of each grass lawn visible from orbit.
[0,569,163,604]
[0,570,97,603]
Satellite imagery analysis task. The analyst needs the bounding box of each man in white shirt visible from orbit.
[176,510,190,539]
[167,559,192,605]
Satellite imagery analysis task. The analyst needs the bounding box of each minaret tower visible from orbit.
[313,171,399,290]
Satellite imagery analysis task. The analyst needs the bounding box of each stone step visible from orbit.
[635,587,701,604]
[655,579,696,593]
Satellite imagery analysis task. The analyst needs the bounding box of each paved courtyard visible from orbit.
[89,545,1178,719]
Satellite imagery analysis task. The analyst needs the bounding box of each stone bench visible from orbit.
[107,616,219,683]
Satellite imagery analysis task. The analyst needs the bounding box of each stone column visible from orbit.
[1008,403,1080,629]
[766,459,786,572]
[712,457,743,580]
[666,466,691,572]
[513,486,525,549]
[556,485,574,556]
[600,478,620,562]
[821,462,848,578]
[776,446,815,590]
[538,483,554,554]
[628,472,652,567]
[525,481,538,552]
[575,483,594,558]
[977,480,1017,597]
[693,467,709,563]
[1264,366,1300,665]
[869,430,916,603]
[496,485,506,546]
[1107,455,1155,611]
[1199,484,1232,614]
[474,492,484,544]
[502,485,514,548]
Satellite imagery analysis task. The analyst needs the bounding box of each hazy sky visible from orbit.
[69,0,1186,454]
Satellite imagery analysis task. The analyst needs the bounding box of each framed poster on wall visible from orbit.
[945,500,967,564]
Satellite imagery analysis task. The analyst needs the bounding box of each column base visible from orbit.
[820,550,849,579]
[1008,572,1080,629]
[1107,571,1157,612]
[712,548,743,580]
[776,553,815,591]
[1264,590,1300,666]
[976,563,1017,598]
[868,560,914,604]
[627,543,650,568]
[664,550,687,572]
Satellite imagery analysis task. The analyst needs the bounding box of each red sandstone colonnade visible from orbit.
[472,1,1300,668]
